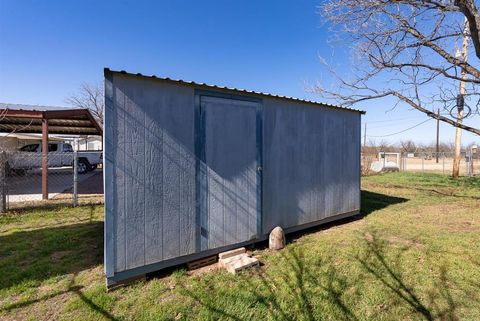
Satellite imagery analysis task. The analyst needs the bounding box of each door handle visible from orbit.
[257,166,263,172]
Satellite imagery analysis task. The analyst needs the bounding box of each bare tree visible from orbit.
[438,141,455,152]
[400,140,418,153]
[317,0,480,136]
[66,83,104,126]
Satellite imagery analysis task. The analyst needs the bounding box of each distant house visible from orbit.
[0,133,64,152]
[76,135,102,151]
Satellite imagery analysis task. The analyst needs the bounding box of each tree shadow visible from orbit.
[179,230,475,320]
[179,247,359,320]
[0,220,103,290]
[245,249,359,321]
[356,231,473,321]
[1,273,120,321]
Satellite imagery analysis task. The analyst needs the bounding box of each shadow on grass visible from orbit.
[0,220,103,291]
[0,215,116,320]
[355,231,470,321]
[180,232,475,321]
[179,248,358,320]
[360,190,408,217]
[1,273,119,321]
[277,191,408,246]
[380,183,480,200]
[6,200,103,215]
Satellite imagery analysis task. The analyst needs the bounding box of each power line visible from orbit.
[365,113,450,125]
[366,116,425,123]
[367,118,433,138]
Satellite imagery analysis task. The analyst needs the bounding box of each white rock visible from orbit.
[269,226,285,250]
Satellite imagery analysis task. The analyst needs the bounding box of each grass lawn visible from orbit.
[1,172,479,320]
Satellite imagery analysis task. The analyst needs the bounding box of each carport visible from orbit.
[0,108,102,200]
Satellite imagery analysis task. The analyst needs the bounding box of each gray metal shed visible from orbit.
[104,68,364,286]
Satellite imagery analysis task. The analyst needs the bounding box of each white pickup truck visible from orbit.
[7,142,102,174]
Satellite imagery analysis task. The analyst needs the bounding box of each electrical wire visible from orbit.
[367,118,433,137]
[365,116,426,123]
[365,113,450,124]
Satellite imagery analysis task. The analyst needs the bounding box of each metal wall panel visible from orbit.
[262,98,361,233]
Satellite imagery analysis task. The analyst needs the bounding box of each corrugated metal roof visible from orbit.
[0,102,71,111]
[105,68,366,114]
[0,107,102,135]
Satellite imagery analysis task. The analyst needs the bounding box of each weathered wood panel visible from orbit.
[107,74,196,273]
[143,90,164,265]
[113,85,127,272]
[262,99,361,233]
[104,73,118,277]
[124,88,146,270]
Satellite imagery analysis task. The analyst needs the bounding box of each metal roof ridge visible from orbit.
[0,102,76,111]
[104,68,366,114]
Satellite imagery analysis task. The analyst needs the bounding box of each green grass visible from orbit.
[1,173,479,320]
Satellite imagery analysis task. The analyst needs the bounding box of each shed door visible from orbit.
[199,95,261,251]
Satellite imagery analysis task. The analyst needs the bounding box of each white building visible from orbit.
[0,133,64,152]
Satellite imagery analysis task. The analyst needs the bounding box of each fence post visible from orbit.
[422,154,425,172]
[467,151,473,177]
[73,151,78,207]
[0,151,6,214]
[442,153,445,174]
[466,151,469,176]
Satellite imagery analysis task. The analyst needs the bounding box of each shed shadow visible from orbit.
[266,190,409,247]
[360,190,408,217]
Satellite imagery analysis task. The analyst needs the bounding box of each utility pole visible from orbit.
[435,108,440,163]
[453,18,469,178]
[363,122,367,149]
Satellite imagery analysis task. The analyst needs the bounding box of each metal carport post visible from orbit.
[41,115,49,199]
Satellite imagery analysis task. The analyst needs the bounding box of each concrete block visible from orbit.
[223,254,259,274]
[218,247,246,260]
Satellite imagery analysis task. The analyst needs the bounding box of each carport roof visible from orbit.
[0,103,102,135]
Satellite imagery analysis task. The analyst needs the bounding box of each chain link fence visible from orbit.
[0,150,103,212]
[364,150,480,176]
[400,152,479,175]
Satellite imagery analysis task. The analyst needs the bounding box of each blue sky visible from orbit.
[0,0,478,145]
